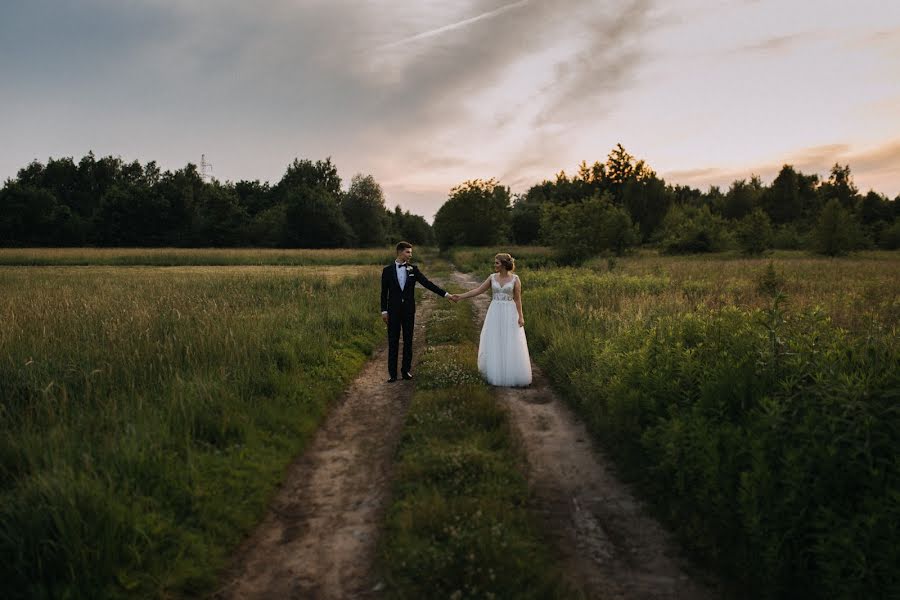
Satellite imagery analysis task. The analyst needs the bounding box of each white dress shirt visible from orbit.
[396,260,408,290]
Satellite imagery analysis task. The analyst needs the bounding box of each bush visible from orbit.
[879,220,900,250]
[812,198,863,256]
[736,208,774,254]
[433,179,511,249]
[771,223,806,249]
[656,204,733,254]
[527,267,900,599]
[539,192,640,263]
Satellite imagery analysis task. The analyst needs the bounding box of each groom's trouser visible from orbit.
[387,307,415,377]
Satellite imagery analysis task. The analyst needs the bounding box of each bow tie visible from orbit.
[397,263,407,268]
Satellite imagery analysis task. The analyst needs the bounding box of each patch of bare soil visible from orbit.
[215,292,441,599]
[453,270,723,600]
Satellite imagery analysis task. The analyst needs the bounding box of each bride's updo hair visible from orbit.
[495,252,515,272]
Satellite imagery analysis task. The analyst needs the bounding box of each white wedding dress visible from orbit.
[477,273,532,387]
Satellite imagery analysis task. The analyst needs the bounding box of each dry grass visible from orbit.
[0,246,401,266]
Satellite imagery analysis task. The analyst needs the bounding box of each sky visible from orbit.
[2,0,899,221]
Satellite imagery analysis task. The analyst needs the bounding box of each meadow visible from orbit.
[491,249,899,599]
[4,246,898,599]
[0,247,394,266]
[0,253,393,598]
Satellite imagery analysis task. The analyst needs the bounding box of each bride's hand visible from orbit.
[517,317,524,327]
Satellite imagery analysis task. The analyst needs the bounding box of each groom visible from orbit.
[381,241,454,383]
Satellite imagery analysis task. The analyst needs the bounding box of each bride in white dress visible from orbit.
[453,253,532,387]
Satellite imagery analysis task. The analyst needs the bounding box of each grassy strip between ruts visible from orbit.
[377,281,568,599]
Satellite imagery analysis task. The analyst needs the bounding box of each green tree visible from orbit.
[274,157,342,198]
[736,208,774,254]
[605,143,654,205]
[821,163,859,211]
[234,180,273,217]
[813,198,862,256]
[432,178,511,248]
[622,174,671,241]
[92,185,171,246]
[342,174,386,247]
[879,220,900,250]
[283,185,354,248]
[725,177,763,220]
[860,190,892,225]
[195,183,247,246]
[273,157,354,247]
[0,183,64,245]
[152,164,205,245]
[540,193,639,263]
[246,203,287,247]
[656,204,732,253]
[510,194,543,244]
[388,206,434,246]
[762,165,802,224]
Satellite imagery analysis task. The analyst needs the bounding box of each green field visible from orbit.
[3,247,898,599]
[0,246,397,266]
[513,250,900,599]
[0,259,387,598]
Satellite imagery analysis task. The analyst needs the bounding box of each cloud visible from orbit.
[534,0,654,126]
[849,140,900,178]
[0,0,658,198]
[663,167,725,181]
[731,31,819,55]
[661,139,900,196]
[17,0,898,222]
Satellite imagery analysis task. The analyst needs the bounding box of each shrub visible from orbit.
[526,264,900,599]
[540,192,640,263]
[656,204,733,254]
[736,208,774,254]
[879,220,900,250]
[812,198,863,256]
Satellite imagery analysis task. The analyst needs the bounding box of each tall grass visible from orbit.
[523,252,900,599]
[0,264,384,598]
[446,246,556,274]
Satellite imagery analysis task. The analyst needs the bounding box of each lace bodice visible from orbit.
[491,273,517,302]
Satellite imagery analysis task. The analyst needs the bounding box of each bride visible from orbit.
[453,253,532,387]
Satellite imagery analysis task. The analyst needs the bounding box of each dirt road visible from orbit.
[218,269,721,599]
[215,293,440,599]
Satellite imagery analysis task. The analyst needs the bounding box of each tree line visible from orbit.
[0,153,434,247]
[4,146,898,257]
[433,144,900,260]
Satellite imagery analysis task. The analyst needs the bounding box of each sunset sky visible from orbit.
[2,0,899,220]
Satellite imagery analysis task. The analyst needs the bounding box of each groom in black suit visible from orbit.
[381,241,453,382]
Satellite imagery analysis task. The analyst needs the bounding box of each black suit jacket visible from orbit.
[381,263,446,314]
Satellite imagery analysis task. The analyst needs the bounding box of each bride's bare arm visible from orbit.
[514,277,524,326]
[456,276,492,300]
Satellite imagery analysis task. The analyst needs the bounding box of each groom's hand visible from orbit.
[381,313,389,324]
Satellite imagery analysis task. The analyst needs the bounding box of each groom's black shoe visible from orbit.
[387,376,398,383]
[401,372,413,380]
